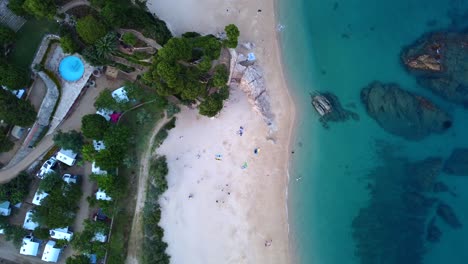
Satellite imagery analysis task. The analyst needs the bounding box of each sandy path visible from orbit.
[126,112,170,264]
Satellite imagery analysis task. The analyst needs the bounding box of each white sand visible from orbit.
[149,0,294,263]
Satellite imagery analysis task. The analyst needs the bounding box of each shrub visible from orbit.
[0,171,31,204]
[81,114,109,139]
[76,15,107,44]
[122,32,137,46]
[33,227,50,240]
[60,35,78,54]
[22,0,56,19]
[224,24,240,48]
[199,93,223,117]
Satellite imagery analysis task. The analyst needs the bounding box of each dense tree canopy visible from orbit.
[76,15,107,44]
[0,87,36,126]
[224,24,240,48]
[0,60,29,89]
[0,25,15,47]
[8,0,27,16]
[0,131,14,152]
[94,125,131,170]
[66,255,91,264]
[81,114,109,139]
[53,130,83,153]
[22,0,56,19]
[60,34,78,54]
[71,220,109,258]
[89,173,124,199]
[0,171,31,204]
[198,93,224,117]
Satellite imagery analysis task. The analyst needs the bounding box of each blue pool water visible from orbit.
[278,0,468,263]
[59,56,85,82]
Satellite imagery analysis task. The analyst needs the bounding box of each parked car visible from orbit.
[36,157,57,179]
[62,174,78,184]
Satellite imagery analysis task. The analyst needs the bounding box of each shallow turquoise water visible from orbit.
[278,0,468,263]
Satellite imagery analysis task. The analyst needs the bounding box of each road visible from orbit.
[125,112,169,264]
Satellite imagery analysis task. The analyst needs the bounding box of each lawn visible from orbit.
[9,19,59,69]
[106,101,165,263]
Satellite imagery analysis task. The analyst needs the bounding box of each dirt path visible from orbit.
[58,0,90,13]
[125,112,169,264]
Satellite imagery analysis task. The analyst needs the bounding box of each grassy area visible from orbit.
[9,19,59,69]
[106,102,165,263]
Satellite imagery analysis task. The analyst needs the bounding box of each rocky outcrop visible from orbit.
[436,202,462,229]
[314,92,359,129]
[361,81,452,140]
[229,49,275,130]
[402,32,468,106]
[443,148,468,176]
[426,217,442,243]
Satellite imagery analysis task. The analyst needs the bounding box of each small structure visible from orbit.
[93,140,106,151]
[62,174,78,184]
[92,162,107,175]
[20,236,40,256]
[41,240,61,262]
[11,125,26,139]
[49,227,73,241]
[32,190,49,206]
[55,148,77,166]
[96,109,112,121]
[92,232,108,243]
[111,87,129,103]
[105,66,119,79]
[95,189,112,201]
[0,201,11,216]
[23,210,39,230]
[247,52,256,61]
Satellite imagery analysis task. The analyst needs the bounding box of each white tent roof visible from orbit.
[56,149,77,166]
[92,162,107,175]
[93,140,106,151]
[95,189,112,201]
[112,87,129,102]
[23,211,39,230]
[41,240,61,262]
[20,236,39,256]
[32,190,49,206]
[49,227,73,241]
[93,232,108,243]
[0,201,11,216]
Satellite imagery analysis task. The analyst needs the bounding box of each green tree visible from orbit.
[0,60,29,89]
[0,88,36,126]
[199,94,223,117]
[82,46,109,66]
[150,156,168,195]
[81,114,109,139]
[94,89,118,110]
[224,24,240,48]
[71,220,109,258]
[33,227,50,239]
[53,130,83,153]
[95,32,117,58]
[38,171,61,193]
[81,143,97,162]
[122,32,137,46]
[8,0,27,16]
[76,15,107,44]
[4,225,28,247]
[0,25,15,46]
[212,64,228,87]
[0,132,14,152]
[0,171,31,204]
[66,255,91,264]
[22,0,56,19]
[95,125,130,170]
[60,35,78,54]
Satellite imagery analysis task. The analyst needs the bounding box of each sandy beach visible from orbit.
[147,0,294,263]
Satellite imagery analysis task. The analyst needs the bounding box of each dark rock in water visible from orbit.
[444,148,468,176]
[316,92,359,129]
[406,157,443,192]
[401,32,468,106]
[426,217,442,243]
[436,202,462,229]
[361,81,451,140]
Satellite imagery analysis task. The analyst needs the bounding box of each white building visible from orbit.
[95,189,112,201]
[32,190,49,206]
[56,149,77,166]
[92,162,107,175]
[41,240,61,262]
[0,201,11,216]
[93,140,106,151]
[96,108,112,121]
[23,210,39,230]
[112,87,129,103]
[49,227,73,241]
[20,236,39,256]
[62,174,78,184]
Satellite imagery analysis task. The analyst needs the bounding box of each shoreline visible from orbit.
[147,0,296,262]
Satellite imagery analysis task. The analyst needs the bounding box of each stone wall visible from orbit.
[30,34,60,72]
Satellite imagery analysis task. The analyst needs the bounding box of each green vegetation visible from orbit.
[0,88,37,126]
[60,34,79,54]
[95,32,117,58]
[94,125,131,170]
[0,25,15,56]
[71,219,110,258]
[22,0,56,19]
[8,0,28,16]
[81,114,109,139]
[0,131,14,152]
[122,32,137,46]
[33,227,51,239]
[76,15,107,44]
[0,59,28,89]
[0,171,31,204]
[89,173,124,199]
[2,223,28,247]
[224,24,240,48]
[32,174,82,228]
[152,117,176,150]
[66,255,92,264]
[165,102,180,118]
[94,88,127,111]
[53,130,84,153]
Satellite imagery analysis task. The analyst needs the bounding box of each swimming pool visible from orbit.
[59,56,84,82]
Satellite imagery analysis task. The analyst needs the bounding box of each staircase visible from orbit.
[0,0,26,32]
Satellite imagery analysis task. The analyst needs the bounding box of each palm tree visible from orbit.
[95,32,117,58]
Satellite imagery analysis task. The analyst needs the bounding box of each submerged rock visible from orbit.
[406,157,443,192]
[436,202,462,229]
[444,148,468,176]
[312,92,359,129]
[361,81,452,140]
[401,32,468,106]
[426,217,442,243]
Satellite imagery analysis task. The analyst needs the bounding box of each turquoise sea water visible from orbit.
[278,0,468,263]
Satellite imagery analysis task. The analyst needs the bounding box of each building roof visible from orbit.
[105,66,119,79]
[0,201,11,216]
[32,190,49,206]
[11,125,26,139]
[111,87,129,103]
[41,240,61,262]
[93,140,106,152]
[95,189,112,201]
[20,236,40,256]
[62,174,78,184]
[23,210,39,230]
[49,227,73,241]
[56,149,77,166]
[92,162,107,175]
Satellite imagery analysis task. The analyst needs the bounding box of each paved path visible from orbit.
[58,0,91,14]
[125,112,169,264]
